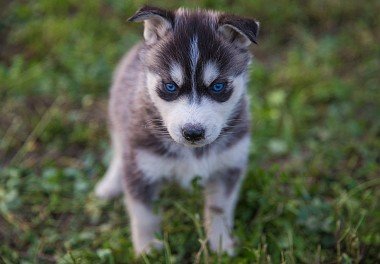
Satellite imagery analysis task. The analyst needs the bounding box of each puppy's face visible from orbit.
[129,7,259,147]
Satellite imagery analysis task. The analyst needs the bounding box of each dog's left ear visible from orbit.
[128,6,174,45]
[218,14,260,48]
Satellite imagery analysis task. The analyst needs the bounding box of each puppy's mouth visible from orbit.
[182,140,209,148]
[171,133,219,148]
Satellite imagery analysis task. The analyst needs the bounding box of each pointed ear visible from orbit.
[128,6,174,45]
[218,14,260,48]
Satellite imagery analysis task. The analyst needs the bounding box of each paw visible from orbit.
[94,177,123,200]
[209,233,238,256]
[134,238,164,256]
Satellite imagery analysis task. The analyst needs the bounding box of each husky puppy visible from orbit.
[95,6,259,256]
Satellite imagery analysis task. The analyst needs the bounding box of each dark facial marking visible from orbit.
[156,81,180,101]
[134,134,178,158]
[130,96,178,158]
[205,79,233,102]
[220,97,250,149]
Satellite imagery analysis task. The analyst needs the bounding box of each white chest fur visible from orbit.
[135,136,250,187]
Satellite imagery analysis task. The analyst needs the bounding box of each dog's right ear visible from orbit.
[128,6,174,45]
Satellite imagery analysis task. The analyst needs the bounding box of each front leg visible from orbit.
[204,167,245,256]
[124,163,162,255]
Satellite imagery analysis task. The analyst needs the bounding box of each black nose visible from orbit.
[182,123,205,142]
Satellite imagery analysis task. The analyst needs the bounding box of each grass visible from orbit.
[0,0,379,263]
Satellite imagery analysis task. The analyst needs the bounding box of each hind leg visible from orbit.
[95,130,124,199]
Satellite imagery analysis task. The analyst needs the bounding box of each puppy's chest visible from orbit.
[135,136,249,187]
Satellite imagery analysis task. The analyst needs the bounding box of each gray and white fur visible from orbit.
[95,6,259,256]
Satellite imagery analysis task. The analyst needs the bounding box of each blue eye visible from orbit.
[165,83,177,93]
[211,82,225,93]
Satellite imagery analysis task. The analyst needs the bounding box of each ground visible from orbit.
[0,0,379,263]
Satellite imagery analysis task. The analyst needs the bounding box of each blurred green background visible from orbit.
[0,0,379,263]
